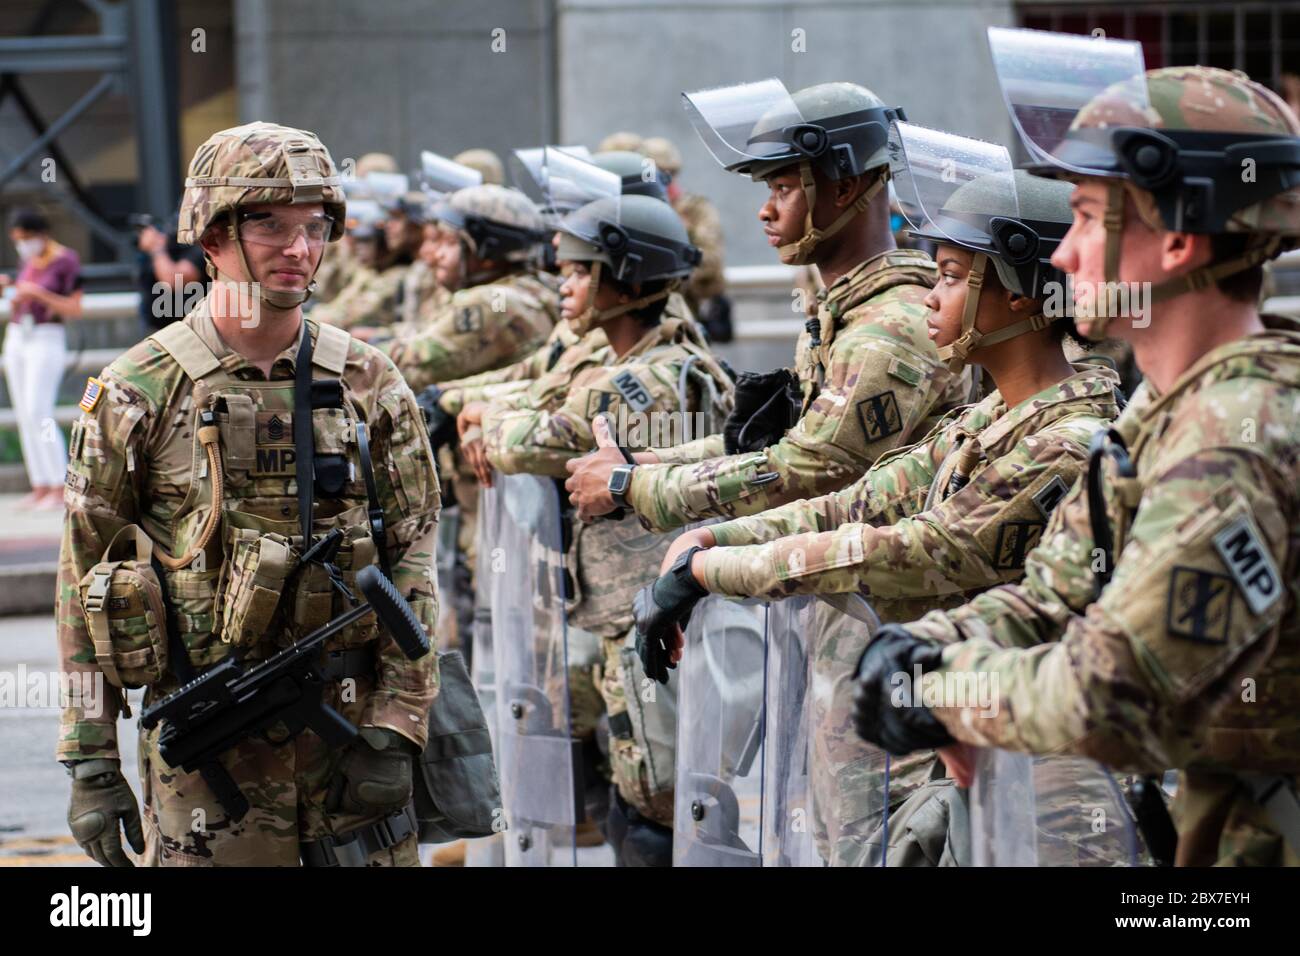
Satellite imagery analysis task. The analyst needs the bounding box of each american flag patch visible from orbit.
[79,377,105,413]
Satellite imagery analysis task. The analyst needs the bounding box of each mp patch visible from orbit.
[611,370,653,413]
[1212,515,1282,617]
[993,519,1045,570]
[585,390,619,419]
[1166,565,1234,643]
[857,390,903,444]
[1032,475,1070,520]
[79,377,105,414]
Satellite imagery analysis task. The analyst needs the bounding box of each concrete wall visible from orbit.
[557,0,1016,266]
[233,0,1015,266]
[234,0,558,182]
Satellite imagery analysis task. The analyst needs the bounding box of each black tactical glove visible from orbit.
[634,546,708,685]
[66,759,145,867]
[416,385,458,453]
[722,368,801,455]
[326,727,418,816]
[851,624,955,755]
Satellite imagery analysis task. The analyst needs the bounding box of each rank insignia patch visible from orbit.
[857,390,903,444]
[1166,565,1234,644]
[1032,475,1070,520]
[993,519,1045,570]
[79,377,105,414]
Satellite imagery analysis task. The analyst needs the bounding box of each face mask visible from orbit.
[14,238,44,261]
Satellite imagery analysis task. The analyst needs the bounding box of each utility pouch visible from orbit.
[219,528,298,647]
[78,524,170,691]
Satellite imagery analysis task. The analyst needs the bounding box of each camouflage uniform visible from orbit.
[311,262,407,331]
[381,272,558,394]
[627,249,972,532]
[59,309,441,866]
[483,315,733,824]
[399,258,449,327]
[311,239,355,305]
[872,59,1300,866]
[58,122,441,867]
[695,365,1120,863]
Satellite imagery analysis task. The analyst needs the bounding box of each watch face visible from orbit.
[609,467,631,494]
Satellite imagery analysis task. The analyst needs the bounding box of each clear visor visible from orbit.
[682,78,804,169]
[344,198,383,231]
[533,147,621,220]
[419,151,483,197]
[987,26,1149,174]
[362,171,410,208]
[888,121,1015,248]
[510,146,592,204]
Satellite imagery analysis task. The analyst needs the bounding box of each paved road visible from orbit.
[0,613,613,867]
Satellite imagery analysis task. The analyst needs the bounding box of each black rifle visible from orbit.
[140,564,430,820]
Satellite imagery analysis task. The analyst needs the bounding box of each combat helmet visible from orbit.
[594,150,670,201]
[684,79,904,263]
[430,183,544,285]
[556,193,700,332]
[988,26,1300,337]
[177,121,346,309]
[890,121,1075,371]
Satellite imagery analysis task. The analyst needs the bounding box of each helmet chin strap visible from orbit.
[777,163,888,266]
[1076,179,1282,341]
[210,222,321,312]
[569,259,677,335]
[936,251,1053,374]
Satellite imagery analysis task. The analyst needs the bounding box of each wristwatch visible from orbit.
[608,463,637,509]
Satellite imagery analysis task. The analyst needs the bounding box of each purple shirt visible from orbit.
[14,245,81,324]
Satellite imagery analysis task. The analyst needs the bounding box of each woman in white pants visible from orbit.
[0,208,82,509]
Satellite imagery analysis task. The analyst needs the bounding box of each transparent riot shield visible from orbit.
[434,506,460,652]
[760,595,819,867]
[672,594,767,866]
[489,472,580,866]
[969,748,1140,866]
[466,492,505,867]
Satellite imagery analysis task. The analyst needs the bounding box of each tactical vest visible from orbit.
[147,318,384,665]
[566,318,734,636]
[797,250,936,413]
[1094,328,1300,772]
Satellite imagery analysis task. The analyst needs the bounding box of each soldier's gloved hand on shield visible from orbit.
[66,758,145,867]
[851,624,954,755]
[415,384,457,452]
[722,368,801,455]
[326,727,418,816]
[634,545,708,685]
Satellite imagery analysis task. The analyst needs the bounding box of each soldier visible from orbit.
[379,184,557,392]
[461,190,733,865]
[312,178,418,332]
[565,80,970,539]
[640,136,728,331]
[851,34,1300,867]
[633,125,1124,866]
[313,152,400,305]
[58,122,441,867]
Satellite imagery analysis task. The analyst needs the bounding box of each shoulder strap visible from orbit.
[150,321,222,382]
[311,321,351,375]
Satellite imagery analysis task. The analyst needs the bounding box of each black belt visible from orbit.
[300,802,419,867]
